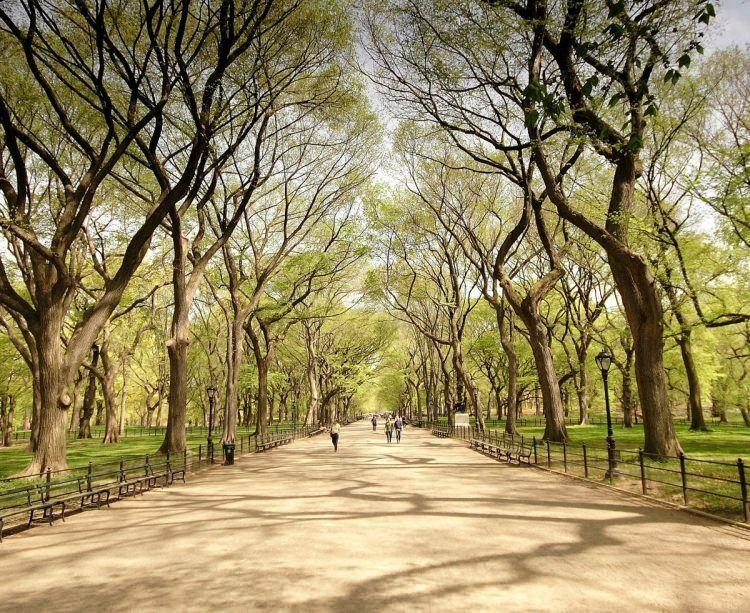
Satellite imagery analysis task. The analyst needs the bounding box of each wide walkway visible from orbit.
[1,421,749,612]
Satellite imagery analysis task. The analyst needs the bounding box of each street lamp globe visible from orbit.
[595,350,612,374]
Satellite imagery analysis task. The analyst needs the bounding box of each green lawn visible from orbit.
[0,424,299,480]
[512,422,749,461]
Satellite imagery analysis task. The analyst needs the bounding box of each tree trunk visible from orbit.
[79,346,100,439]
[676,331,707,432]
[499,309,518,436]
[520,302,568,442]
[304,325,320,426]
[740,407,750,427]
[577,345,589,425]
[102,371,120,444]
[25,314,71,474]
[222,316,245,444]
[608,248,680,456]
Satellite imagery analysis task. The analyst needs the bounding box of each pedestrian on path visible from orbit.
[385,417,393,443]
[330,419,341,452]
[394,416,403,443]
[371,415,377,431]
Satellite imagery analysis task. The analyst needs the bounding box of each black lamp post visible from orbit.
[206,385,217,460]
[595,350,617,479]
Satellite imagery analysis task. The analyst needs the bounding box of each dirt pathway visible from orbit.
[1,420,748,612]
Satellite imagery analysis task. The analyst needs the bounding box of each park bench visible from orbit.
[508,441,533,465]
[256,435,292,453]
[0,475,118,541]
[114,457,173,498]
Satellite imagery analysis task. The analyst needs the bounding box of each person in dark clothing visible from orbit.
[371,415,377,431]
[394,416,403,443]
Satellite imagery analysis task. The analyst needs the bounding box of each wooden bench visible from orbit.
[509,442,533,465]
[256,436,292,452]
[0,476,117,541]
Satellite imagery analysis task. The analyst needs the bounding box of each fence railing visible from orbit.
[419,421,749,526]
[428,415,749,429]
[0,422,326,538]
[9,422,309,443]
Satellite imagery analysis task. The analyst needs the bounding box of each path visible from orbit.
[1,421,748,612]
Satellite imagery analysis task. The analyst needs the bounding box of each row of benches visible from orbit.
[0,458,185,542]
[256,435,293,452]
[469,438,534,465]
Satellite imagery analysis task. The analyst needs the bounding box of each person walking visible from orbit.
[385,417,393,444]
[330,418,341,452]
[394,415,403,443]
[371,414,377,431]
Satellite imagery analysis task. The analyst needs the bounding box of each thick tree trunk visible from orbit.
[611,253,680,456]
[521,303,568,443]
[740,407,750,427]
[24,318,70,474]
[498,308,518,436]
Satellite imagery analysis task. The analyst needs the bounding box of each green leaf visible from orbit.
[608,92,624,107]
[678,54,691,69]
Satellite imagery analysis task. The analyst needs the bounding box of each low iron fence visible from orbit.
[427,415,749,429]
[421,422,749,526]
[0,422,325,539]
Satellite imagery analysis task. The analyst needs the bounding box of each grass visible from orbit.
[513,422,749,461]
[437,416,749,522]
[0,424,298,480]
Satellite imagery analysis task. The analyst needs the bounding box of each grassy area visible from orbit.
[436,417,749,521]
[512,422,749,461]
[0,424,300,480]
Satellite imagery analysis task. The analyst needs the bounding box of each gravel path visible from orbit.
[1,420,748,612]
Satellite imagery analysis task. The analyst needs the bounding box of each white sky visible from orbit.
[711,0,750,48]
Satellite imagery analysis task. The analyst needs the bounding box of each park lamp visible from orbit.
[595,350,612,376]
[206,385,218,399]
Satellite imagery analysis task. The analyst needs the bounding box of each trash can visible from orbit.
[223,442,235,465]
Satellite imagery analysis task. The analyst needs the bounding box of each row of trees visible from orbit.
[0,0,388,473]
[0,1,748,472]
[362,0,750,456]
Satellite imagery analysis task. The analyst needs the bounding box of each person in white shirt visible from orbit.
[329,418,341,452]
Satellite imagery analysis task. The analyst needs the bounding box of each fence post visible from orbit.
[532,437,538,464]
[87,461,93,492]
[119,457,125,483]
[198,444,202,466]
[639,448,647,494]
[546,440,551,468]
[678,452,688,505]
[582,443,588,478]
[45,468,51,501]
[738,458,748,523]
[183,449,187,474]
[210,442,214,464]
[563,442,567,473]
[166,450,171,479]
[240,436,244,454]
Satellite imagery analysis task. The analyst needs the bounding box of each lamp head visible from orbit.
[595,350,612,374]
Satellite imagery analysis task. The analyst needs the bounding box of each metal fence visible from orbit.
[0,422,326,540]
[418,421,749,526]
[8,423,310,443]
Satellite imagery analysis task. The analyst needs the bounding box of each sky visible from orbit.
[712,0,750,48]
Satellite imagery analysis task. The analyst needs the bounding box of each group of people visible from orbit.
[325,412,406,453]
[372,414,404,444]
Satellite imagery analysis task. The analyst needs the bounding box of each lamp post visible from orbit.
[595,350,617,479]
[206,386,217,461]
